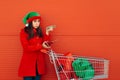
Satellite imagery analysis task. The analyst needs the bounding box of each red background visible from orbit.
[0,0,120,80]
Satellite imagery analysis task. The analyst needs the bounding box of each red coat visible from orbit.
[18,28,50,77]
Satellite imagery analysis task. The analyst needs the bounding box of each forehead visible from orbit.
[33,19,40,21]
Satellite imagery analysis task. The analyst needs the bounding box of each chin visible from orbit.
[34,26,39,28]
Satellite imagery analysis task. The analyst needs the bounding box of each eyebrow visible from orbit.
[34,19,40,21]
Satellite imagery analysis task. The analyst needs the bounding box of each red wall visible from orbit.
[0,0,120,80]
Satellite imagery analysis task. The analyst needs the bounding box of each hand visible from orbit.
[40,49,48,54]
[42,41,51,49]
[46,25,56,32]
[46,25,56,35]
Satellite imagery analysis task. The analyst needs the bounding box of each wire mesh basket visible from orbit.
[48,50,109,80]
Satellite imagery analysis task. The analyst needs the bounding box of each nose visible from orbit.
[36,22,39,25]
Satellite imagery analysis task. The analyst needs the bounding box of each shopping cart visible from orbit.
[48,49,109,80]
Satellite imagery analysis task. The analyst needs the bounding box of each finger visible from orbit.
[47,25,56,29]
[51,25,56,29]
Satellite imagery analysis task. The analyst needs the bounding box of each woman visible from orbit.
[18,12,55,80]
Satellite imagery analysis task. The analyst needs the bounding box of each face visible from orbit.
[32,19,40,28]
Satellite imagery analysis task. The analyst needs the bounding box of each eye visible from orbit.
[37,19,40,22]
[33,20,37,22]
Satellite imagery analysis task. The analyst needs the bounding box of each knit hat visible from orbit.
[23,12,41,26]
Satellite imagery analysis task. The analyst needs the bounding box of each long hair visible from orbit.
[24,22,43,40]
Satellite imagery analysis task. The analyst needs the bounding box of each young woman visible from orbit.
[18,12,55,80]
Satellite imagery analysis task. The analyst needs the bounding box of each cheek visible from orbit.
[32,22,35,25]
[33,22,35,25]
[38,22,40,25]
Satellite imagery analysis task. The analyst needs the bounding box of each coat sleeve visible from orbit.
[20,29,42,52]
[42,29,51,41]
[43,33,50,41]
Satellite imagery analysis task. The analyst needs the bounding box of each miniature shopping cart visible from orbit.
[48,50,109,80]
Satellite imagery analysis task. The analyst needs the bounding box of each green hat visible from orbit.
[23,12,41,24]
